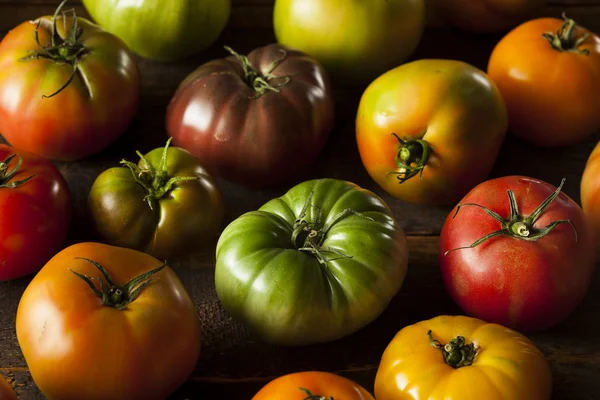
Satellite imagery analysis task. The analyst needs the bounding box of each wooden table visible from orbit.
[1,1,599,399]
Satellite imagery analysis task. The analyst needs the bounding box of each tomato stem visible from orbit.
[543,13,590,55]
[445,178,577,255]
[224,46,291,98]
[428,330,479,368]
[386,133,431,184]
[291,192,374,266]
[299,387,334,400]
[0,153,36,188]
[19,0,89,98]
[68,257,167,310]
[120,138,198,210]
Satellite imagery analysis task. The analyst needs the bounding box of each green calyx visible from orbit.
[299,387,334,400]
[20,0,88,98]
[445,178,577,255]
[0,153,35,188]
[224,45,291,98]
[291,192,374,266]
[543,13,590,55]
[387,133,431,184]
[120,138,198,210]
[428,330,479,368]
[69,257,167,310]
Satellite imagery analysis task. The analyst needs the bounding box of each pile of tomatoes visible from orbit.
[0,0,598,399]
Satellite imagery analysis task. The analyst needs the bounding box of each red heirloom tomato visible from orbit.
[488,15,600,147]
[166,44,334,187]
[0,375,17,400]
[0,144,71,281]
[0,1,140,161]
[252,371,374,400]
[16,242,202,400]
[356,59,507,205]
[440,176,596,331]
[426,0,544,33]
[581,141,600,244]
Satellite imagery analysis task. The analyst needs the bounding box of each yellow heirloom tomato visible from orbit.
[375,315,552,400]
[273,0,425,85]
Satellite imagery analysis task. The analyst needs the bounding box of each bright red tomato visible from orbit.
[440,176,596,331]
[0,144,71,281]
[0,1,140,161]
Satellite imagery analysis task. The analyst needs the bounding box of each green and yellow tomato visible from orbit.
[273,0,425,85]
[215,179,409,346]
[82,0,231,61]
[356,59,507,205]
[88,139,224,260]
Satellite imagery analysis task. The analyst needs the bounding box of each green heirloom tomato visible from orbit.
[88,139,224,260]
[215,179,409,346]
[273,0,425,85]
[82,0,231,61]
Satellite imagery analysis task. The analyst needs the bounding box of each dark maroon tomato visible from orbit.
[165,44,334,187]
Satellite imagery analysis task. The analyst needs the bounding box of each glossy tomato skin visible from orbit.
[0,375,17,400]
[166,44,334,187]
[0,15,140,161]
[0,145,71,281]
[488,18,600,147]
[215,179,409,345]
[88,144,224,260]
[440,176,596,331]
[426,0,544,33]
[375,315,552,400]
[16,242,202,400]
[273,0,425,85]
[356,59,507,205]
[253,371,374,400]
[82,0,230,61]
[581,141,600,245]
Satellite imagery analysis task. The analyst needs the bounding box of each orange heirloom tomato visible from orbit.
[252,371,374,400]
[356,59,507,205]
[375,315,552,400]
[488,15,600,147]
[425,0,544,33]
[16,242,202,400]
[581,141,600,244]
[0,375,17,400]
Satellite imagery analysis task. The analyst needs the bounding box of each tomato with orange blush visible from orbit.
[581,141,600,245]
[252,371,374,400]
[488,15,600,146]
